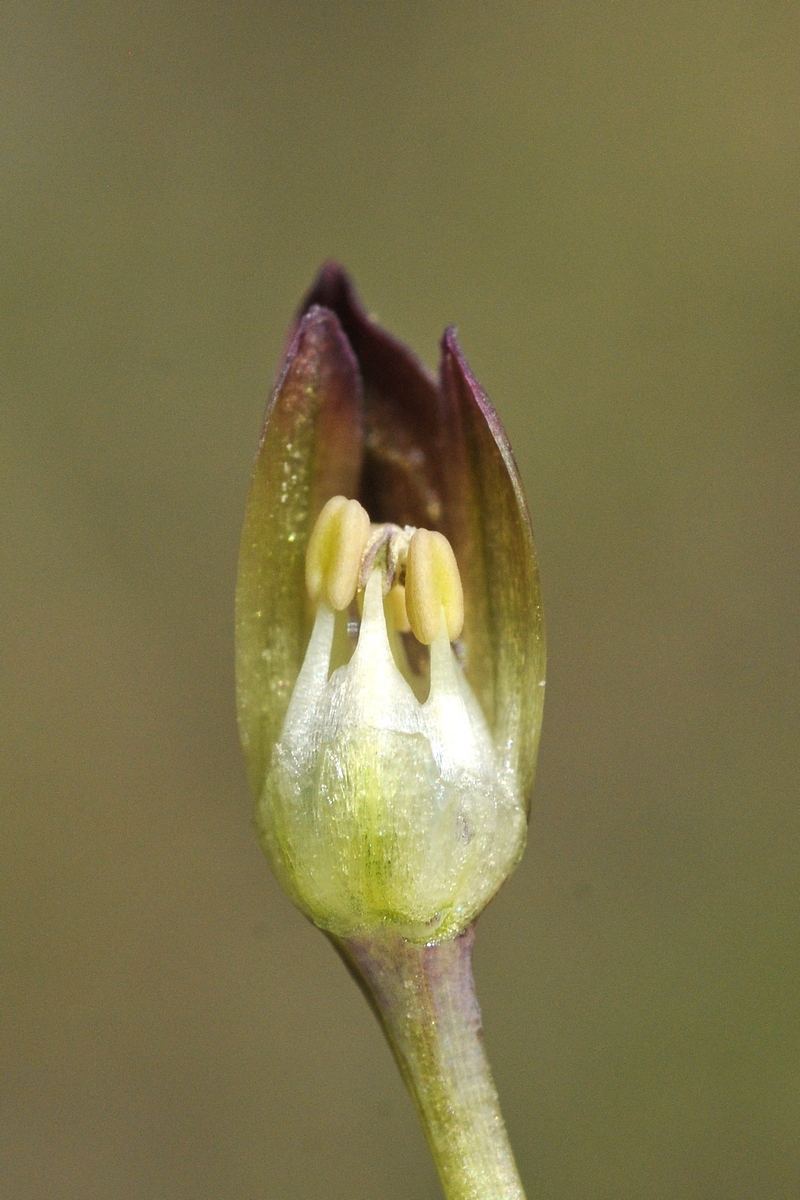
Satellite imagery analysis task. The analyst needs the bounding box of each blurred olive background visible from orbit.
[2,3,799,1198]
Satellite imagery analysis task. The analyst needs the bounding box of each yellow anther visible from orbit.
[385,583,411,634]
[306,496,370,611]
[405,529,464,644]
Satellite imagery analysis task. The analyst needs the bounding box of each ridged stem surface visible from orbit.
[332,925,526,1200]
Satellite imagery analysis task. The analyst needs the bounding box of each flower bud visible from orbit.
[236,265,545,944]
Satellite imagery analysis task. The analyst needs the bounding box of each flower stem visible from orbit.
[330,924,527,1200]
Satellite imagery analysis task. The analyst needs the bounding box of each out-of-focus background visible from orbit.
[2,3,799,1198]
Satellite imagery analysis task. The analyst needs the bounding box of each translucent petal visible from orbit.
[235,307,363,797]
[440,329,546,808]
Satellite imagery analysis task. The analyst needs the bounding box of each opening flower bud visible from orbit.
[236,265,545,945]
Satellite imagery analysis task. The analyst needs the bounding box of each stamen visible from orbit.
[404,529,464,644]
[305,496,370,611]
[385,583,411,634]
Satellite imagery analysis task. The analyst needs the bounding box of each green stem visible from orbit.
[331,924,526,1200]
